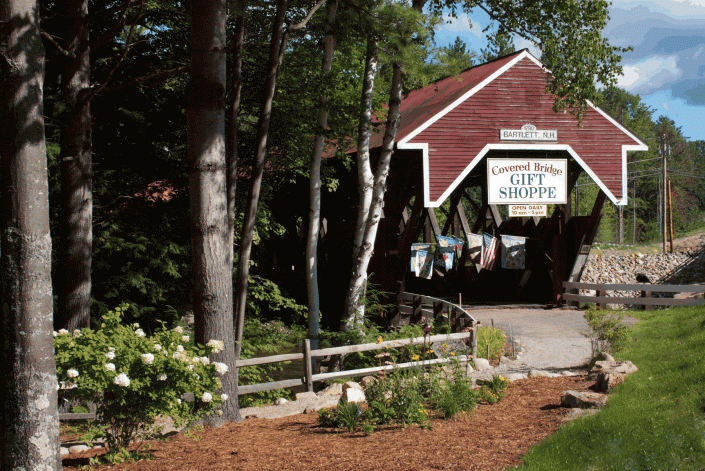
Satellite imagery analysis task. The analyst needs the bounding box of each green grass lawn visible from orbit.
[516,306,705,470]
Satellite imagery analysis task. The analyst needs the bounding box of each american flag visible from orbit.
[481,233,498,270]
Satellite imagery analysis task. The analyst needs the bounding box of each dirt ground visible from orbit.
[61,375,594,471]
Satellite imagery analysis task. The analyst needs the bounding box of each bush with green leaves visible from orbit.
[477,374,509,404]
[582,308,629,355]
[476,326,507,360]
[54,305,227,456]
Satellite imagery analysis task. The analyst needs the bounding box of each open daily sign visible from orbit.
[487,158,567,205]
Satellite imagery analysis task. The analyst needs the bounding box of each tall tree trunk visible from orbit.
[340,38,379,331]
[188,0,238,426]
[234,0,287,361]
[306,0,338,360]
[0,0,62,468]
[57,0,92,331]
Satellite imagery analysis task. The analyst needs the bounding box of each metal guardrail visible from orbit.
[563,281,705,309]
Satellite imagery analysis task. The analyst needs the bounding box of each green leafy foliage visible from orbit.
[582,308,629,355]
[476,326,507,360]
[54,305,227,457]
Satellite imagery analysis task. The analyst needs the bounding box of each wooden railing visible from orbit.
[235,331,477,396]
[393,291,477,332]
[563,281,705,309]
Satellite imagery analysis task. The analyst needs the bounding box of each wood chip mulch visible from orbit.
[62,375,593,471]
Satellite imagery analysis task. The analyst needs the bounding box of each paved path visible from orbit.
[467,307,641,371]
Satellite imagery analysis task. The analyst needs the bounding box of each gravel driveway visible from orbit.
[468,307,641,371]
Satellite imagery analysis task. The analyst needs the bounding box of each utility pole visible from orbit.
[661,134,668,253]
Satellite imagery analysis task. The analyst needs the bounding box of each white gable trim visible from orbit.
[398,142,644,208]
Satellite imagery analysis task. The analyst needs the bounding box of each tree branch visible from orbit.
[98,65,190,94]
[40,30,76,58]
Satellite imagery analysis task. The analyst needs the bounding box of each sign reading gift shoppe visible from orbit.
[487,158,568,205]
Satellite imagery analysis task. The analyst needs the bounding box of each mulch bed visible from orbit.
[62,375,594,471]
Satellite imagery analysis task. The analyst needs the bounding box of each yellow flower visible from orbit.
[428,349,434,354]
[411,354,420,361]
[376,336,383,344]
[450,352,456,356]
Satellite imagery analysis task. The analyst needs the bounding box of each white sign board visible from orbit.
[487,158,568,205]
[500,124,557,141]
[509,204,547,217]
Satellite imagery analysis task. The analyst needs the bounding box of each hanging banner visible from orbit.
[487,158,567,205]
[501,235,527,269]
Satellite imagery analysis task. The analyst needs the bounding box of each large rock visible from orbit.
[587,352,615,372]
[68,444,91,454]
[316,383,343,396]
[561,390,608,408]
[589,360,638,393]
[295,391,317,401]
[340,387,365,404]
[474,358,491,371]
[342,381,362,391]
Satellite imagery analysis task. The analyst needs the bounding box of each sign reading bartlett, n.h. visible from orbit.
[487,158,568,205]
[499,123,557,141]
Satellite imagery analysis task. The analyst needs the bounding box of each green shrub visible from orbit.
[582,308,629,355]
[476,326,507,360]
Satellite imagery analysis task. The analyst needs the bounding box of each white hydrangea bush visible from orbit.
[54,304,230,453]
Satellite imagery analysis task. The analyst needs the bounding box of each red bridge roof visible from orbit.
[370,49,648,207]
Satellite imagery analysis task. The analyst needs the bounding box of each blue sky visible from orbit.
[433,0,705,141]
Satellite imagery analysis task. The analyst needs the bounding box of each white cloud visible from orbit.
[617,56,682,91]
[611,0,705,18]
[439,13,483,38]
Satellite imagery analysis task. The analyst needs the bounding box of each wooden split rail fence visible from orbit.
[563,281,705,310]
[235,331,477,396]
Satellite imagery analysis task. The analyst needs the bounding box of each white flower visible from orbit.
[206,339,224,353]
[67,369,79,378]
[182,335,190,343]
[201,392,212,403]
[133,323,140,328]
[188,364,194,371]
[177,399,182,404]
[58,329,69,335]
[106,351,116,360]
[135,328,146,337]
[114,373,131,387]
[172,351,188,362]
[108,347,115,352]
[216,410,223,416]
[220,393,228,401]
[193,373,199,379]
[158,374,167,381]
[141,353,155,365]
[72,329,82,337]
[174,326,183,334]
[154,344,162,351]
[53,331,58,337]
[176,345,184,352]
[199,357,210,365]
[105,363,116,372]
[214,362,228,375]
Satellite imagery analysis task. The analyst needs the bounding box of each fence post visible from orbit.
[641,289,652,311]
[472,322,478,360]
[304,339,313,393]
[597,289,607,309]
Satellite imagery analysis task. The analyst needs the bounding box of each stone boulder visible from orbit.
[316,383,343,397]
[586,352,615,372]
[474,358,491,371]
[561,390,608,408]
[342,381,362,391]
[339,387,365,404]
[589,360,638,393]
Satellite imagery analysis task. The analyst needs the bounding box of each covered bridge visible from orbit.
[313,49,647,325]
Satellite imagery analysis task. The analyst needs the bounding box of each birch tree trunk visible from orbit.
[341,38,379,331]
[188,0,238,426]
[57,0,92,331]
[306,0,338,358]
[0,0,62,467]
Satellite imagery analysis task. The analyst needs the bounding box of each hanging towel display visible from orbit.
[481,233,498,270]
[410,243,431,272]
[501,235,527,269]
[466,232,483,264]
[416,250,434,279]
